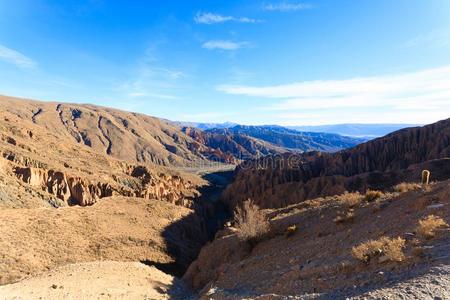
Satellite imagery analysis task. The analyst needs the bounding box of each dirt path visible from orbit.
[0,261,194,300]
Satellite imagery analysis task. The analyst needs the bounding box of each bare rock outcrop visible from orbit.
[10,162,199,207]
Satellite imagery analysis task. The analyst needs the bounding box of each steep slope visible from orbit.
[0,95,216,167]
[186,180,450,299]
[208,125,364,152]
[223,119,450,209]
[0,95,216,208]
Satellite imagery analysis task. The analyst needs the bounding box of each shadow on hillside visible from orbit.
[148,169,234,287]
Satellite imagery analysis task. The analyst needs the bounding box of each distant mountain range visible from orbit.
[173,121,238,131]
[287,124,419,138]
[205,125,365,152]
[175,122,418,139]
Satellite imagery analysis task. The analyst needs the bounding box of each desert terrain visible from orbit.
[0,96,449,299]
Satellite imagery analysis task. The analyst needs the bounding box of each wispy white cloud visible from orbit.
[217,66,450,124]
[0,45,36,69]
[262,2,313,12]
[404,31,450,48]
[116,49,186,100]
[194,12,261,24]
[202,40,251,51]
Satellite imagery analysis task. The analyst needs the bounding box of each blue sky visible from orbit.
[1,0,449,125]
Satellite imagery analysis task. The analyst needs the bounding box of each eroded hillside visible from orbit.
[0,95,213,167]
[223,119,450,209]
[0,96,209,208]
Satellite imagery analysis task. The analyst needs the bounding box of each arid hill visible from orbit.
[186,180,450,299]
[1,95,448,298]
[0,95,213,208]
[0,95,218,167]
[183,126,288,162]
[223,119,450,209]
[0,95,216,293]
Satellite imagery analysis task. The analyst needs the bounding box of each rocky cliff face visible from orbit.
[223,119,450,209]
[1,154,200,208]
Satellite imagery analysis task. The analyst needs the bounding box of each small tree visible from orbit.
[234,199,270,244]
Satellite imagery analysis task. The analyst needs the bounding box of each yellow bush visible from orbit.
[364,190,383,202]
[352,237,406,263]
[394,182,421,193]
[417,215,448,239]
[234,199,270,243]
[336,192,362,207]
[285,224,298,237]
[334,210,355,224]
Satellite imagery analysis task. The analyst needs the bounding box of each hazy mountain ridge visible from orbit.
[174,121,415,140]
[207,125,365,152]
[288,123,419,138]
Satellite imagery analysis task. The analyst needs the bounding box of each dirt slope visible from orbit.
[0,95,212,167]
[0,197,207,285]
[0,261,193,300]
[186,180,450,299]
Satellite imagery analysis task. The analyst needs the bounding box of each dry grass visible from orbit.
[352,237,406,263]
[364,190,383,202]
[394,182,421,193]
[234,199,270,243]
[417,215,448,239]
[334,209,355,224]
[284,224,298,237]
[336,192,363,208]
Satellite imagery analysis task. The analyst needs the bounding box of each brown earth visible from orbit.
[0,261,194,300]
[0,95,212,208]
[186,180,450,299]
[0,196,207,285]
[183,126,288,163]
[1,95,449,299]
[0,95,213,167]
[223,119,450,209]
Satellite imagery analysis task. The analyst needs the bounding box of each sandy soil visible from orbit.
[0,261,193,300]
[0,196,206,285]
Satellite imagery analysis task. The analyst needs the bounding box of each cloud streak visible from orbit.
[217,66,450,124]
[202,40,251,51]
[262,2,313,12]
[194,12,261,24]
[0,45,36,69]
